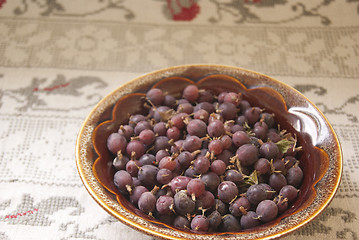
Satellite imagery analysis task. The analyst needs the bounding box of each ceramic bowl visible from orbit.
[76,64,342,240]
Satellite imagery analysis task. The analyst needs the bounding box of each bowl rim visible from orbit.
[76,64,342,240]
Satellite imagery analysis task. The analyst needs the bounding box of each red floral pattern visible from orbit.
[166,0,200,21]
[0,0,6,9]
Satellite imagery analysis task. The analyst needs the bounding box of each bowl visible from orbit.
[75,64,342,240]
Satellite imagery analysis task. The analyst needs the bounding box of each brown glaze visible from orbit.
[76,64,342,240]
[152,76,195,98]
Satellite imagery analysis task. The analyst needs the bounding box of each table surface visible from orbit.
[0,1,358,239]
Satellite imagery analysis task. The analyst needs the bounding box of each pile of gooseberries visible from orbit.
[107,83,303,232]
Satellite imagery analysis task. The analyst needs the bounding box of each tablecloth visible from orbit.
[0,1,358,239]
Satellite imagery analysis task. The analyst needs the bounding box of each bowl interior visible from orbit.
[77,65,342,240]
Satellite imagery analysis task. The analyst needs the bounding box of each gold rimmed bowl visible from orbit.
[76,64,342,240]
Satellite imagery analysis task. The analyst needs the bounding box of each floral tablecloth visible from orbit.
[0,1,358,239]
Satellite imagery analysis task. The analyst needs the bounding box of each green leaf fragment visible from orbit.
[275,138,295,154]
[244,170,258,186]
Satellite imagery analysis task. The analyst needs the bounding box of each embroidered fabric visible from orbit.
[0,1,358,239]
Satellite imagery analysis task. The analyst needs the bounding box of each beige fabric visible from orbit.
[0,1,358,239]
